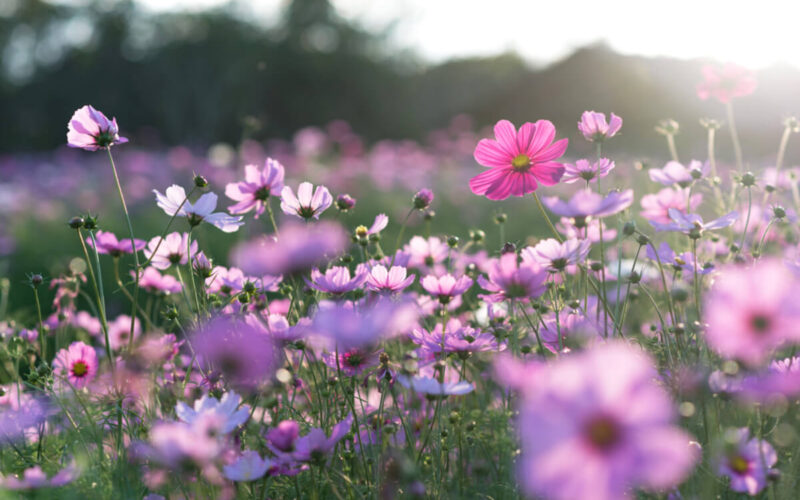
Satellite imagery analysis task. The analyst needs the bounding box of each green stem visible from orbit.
[725,101,744,172]
[532,192,562,242]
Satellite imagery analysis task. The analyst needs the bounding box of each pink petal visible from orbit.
[474,139,512,168]
[531,162,565,186]
[526,120,556,157]
[532,138,568,162]
[493,120,519,155]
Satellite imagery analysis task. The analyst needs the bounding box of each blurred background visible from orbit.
[2,0,800,316]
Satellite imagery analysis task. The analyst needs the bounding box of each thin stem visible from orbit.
[666,134,680,163]
[265,200,280,236]
[390,209,415,266]
[725,101,744,172]
[78,229,113,367]
[738,186,752,253]
[32,287,46,361]
[532,192,562,242]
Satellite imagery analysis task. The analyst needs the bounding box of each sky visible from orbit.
[126,0,800,68]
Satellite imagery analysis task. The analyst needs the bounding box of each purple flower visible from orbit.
[336,193,357,211]
[280,182,333,220]
[652,208,738,234]
[542,189,634,219]
[578,111,622,142]
[309,298,418,349]
[715,428,777,496]
[1,463,78,490]
[645,242,714,275]
[364,265,415,293]
[649,160,709,187]
[176,391,250,434]
[421,274,473,303]
[396,375,474,396]
[233,222,348,276]
[412,188,434,209]
[305,266,367,295]
[522,238,591,272]
[86,230,145,257]
[477,253,548,302]
[267,420,301,453]
[640,188,701,225]
[143,232,198,270]
[562,158,615,184]
[411,319,503,354]
[225,158,285,219]
[66,105,128,150]
[504,342,698,500]
[291,415,353,463]
[154,185,244,233]
[322,347,381,376]
[224,451,272,482]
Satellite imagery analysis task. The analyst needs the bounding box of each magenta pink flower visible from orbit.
[505,342,697,500]
[291,415,353,463]
[364,265,415,293]
[477,253,548,302]
[305,266,367,295]
[697,64,757,103]
[640,187,701,224]
[421,274,473,303]
[470,119,568,200]
[52,341,98,389]
[280,182,333,220]
[267,420,301,453]
[715,428,777,495]
[86,230,145,257]
[411,319,503,354]
[704,259,800,366]
[577,111,623,142]
[66,105,128,151]
[225,158,285,219]
[322,347,381,376]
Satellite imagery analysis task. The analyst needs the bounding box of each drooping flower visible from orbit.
[154,185,244,233]
[470,119,568,200]
[233,222,348,276]
[175,391,250,434]
[522,238,591,272]
[280,182,333,220]
[143,232,198,270]
[364,265,415,294]
[420,274,473,303]
[542,189,634,219]
[649,160,709,187]
[704,259,800,366]
[225,158,285,218]
[52,341,98,389]
[305,266,367,295]
[697,64,757,103]
[504,342,698,500]
[66,105,128,151]
[557,217,616,243]
[651,208,738,234]
[715,428,777,496]
[477,252,548,302]
[86,230,145,257]
[223,451,272,482]
[561,158,616,184]
[640,188,702,224]
[577,111,623,142]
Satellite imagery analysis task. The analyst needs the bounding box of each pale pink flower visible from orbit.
[577,111,623,142]
[280,182,333,220]
[52,341,98,389]
[154,185,244,233]
[640,188,701,224]
[697,64,757,103]
[66,105,128,151]
[225,158,285,218]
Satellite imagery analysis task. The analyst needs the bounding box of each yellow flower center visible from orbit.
[511,154,530,171]
[72,361,89,377]
[729,455,750,474]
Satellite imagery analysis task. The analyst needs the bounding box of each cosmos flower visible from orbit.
[86,230,145,257]
[561,158,616,184]
[542,189,634,219]
[305,266,367,295]
[715,428,777,496]
[504,342,697,500]
[133,267,182,294]
[225,158,285,218]
[412,188,435,209]
[363,265,415,293]
[1,463,79,490]
[577,111,623,142]
[410,319,503,355]
[477,252,548,302]
[420,274,473,303]
[143,232,198,270]
[322,347,382,376]
[355,214,389,239]
[651,208,738,234]
[52,341,98,389]
[154,185,244,233]
[175,391,250,434]
[649,160,709,187]
[640,188,702,224]
[395,375,474,396]
[645,242,713,275]
[280,182,333,220]
[404,236,449,271]
[223,451,272,482]
[697,64,757,103]
[267,420,301,454]
[309,298,418,350]
[704,259,800,366]
[522,238,591,272]
[66,105,128,151]
[291,416,353,463]
[470,119,568,200]
[105,315,140,351]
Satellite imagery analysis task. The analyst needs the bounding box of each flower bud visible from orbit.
[469,229,485,243]
[68,216,85,229]
[336,194,356,212]
[622,221,636,236]
[423,210,435,221]
[773,205,786,219]
[447,236,459,248]
[740,172,757,187]
[82,213,98,230]
[655,119,679,136]
[494,213,507,224]
[28,274,44,288]
[193,175,208,188]
[636,234,650,245]
[412,189,434,210]
[501,242,516,254]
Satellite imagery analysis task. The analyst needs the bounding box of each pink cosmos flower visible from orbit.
[396,374,474,396]
[280,182,333,220]
[522,238,591,272]
[640,188,702,224]
[470,119,568,200]
[542,189,634,219]
[651,208,738,234]
[504,342,697,500]
[411,319,503,354]
[649,160,709,187]
[322,347,381,376]
[176,391,250,434]
[225,158,285,218]
[143,232,198,270]
[133,420,222,470]
[133,267,182,294]
[562,158,615,184]
[715,428,777,496]
[577,111,623,142]
[309,298,418,349]
[364,265,415,293]
[1,463,78,490]
[66,105,128,150]
[704,260,800,366]
[557,218,616,243]
[86,230,145,257]
[106,315,140,351]
[697,64,757,103]
[645,242,713,275]
[404,236,448,270]
[412,188,434,209]
[421,274,473,303]
[305,266,367,295]
[291,415,353,463]
[477,252,548,302]
[52,341,98,389]
[154,185,244,233]
[224,451,272,482]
